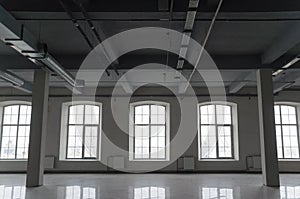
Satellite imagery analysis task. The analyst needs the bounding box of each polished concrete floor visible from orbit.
[0,174,299,199]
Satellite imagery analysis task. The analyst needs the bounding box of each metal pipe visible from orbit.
[59,0,93,49]
[181,0,224,92]
[72,0,119,75]
[60,0,111,76]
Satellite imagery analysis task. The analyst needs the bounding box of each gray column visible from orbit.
[256,69,280,187]
[26,69,49,187]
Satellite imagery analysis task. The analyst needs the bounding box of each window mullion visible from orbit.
[97,106,100,160]
[215,105,219,159]
[279,105,285,158]
[66,106,71,159]
[0,106,5,158]
[15,105,21,159]
[199,108,204,159]
[296,108,300,158]
[149,105,151,159]
[133,107,136,158]
[230,106,234,159]
[82,105,86,158]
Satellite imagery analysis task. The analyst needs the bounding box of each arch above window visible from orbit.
[129,101,170,161]
[198,102,239,161]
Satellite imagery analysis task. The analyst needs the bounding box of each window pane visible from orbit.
[275,105,300,159]
[3,105,19,125]
[218,126,232,158]
[274,105,280,115]
[200,105,215,124]
[201,125,217,158]
[83,187,96,199]
[134,125,150,159]
[200,104,234,159]
[150,105,165,124]
[67,126,83,158]
[202,188,233,199]
[282,125,299,158]
[69,105,84,124]
[16,126,30,159]
[84,126,98,158]
[276,125,283,159]
[19,105,31,125]
[135,126,149,138]
[1,104,31,160]
[66,186,81,199]
[85,105,100,125]
[0,126,18,159]
[216,105,231,125]
[133,103,167,160]
[134,187,165,199]
[66,104,101,159]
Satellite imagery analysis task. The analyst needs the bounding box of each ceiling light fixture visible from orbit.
[0,70,24,87]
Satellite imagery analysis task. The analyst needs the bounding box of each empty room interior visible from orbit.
[0,0,300,198]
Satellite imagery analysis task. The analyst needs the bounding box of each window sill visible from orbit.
[279,159,300,162]
[198,159,239,162]
[59,159,101,162]
[0,159,27,162]
[129,159,170,162]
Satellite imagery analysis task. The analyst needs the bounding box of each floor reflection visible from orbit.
[0,181,299,199]
[0,185,26,199]
[200,187,233,199]
[134,186,166,199]
[64,186,96,199]
[280,186,300,199]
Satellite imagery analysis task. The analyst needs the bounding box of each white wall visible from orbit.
[0,87,299,172]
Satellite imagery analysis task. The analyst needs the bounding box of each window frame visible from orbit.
[129,101,170,161]
[275,102,300,160]
[59,101,102,161]
[133,186,167,199]
[200,187,234,199]
[0,101,31,160]
[197,101,239,161]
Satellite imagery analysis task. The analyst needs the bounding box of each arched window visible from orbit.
[198,102,238,160]
[129,101,170,161]
[274,104,300,159]
[0,102,31,159]
[59,102,102,160]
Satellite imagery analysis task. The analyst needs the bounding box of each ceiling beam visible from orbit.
[228,71,255,93]
[120,74,134,94]
[261,24,300,64]
[0,54,270,70]
[11,11,300,21]
[272,70,300,93]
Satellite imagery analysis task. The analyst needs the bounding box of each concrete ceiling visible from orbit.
[0,0,300,93]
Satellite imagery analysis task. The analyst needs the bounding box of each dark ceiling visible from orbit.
[2,0,300,12]
[0,0,300,71]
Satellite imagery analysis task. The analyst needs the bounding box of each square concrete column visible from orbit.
[26,69,49,187]
[256,69,280,187]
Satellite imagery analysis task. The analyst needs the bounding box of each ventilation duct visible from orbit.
[0,5,84,91]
